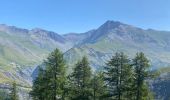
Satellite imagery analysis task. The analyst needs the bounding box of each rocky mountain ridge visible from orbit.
[1,20,170,85]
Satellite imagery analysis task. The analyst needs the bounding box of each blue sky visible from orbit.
[0,0,169,34]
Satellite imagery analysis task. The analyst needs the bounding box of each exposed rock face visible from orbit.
[1,21,170,100]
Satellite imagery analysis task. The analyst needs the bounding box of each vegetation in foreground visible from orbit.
[0,81,19,100]
[0,48,157,100]
[30,48,155,100]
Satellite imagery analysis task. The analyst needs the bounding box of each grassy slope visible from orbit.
[0,31,55,64]
[0,31,50,84]
[64,29,170,70]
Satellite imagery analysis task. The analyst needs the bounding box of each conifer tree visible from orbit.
[44,48,66,100]
[30,48,67,100]
[10,81,18,100]
[0,89,10,100]
[69,56,92,100]
[91,72,107,100]
[104,52,133,100]
[30,67,49,100]
[133,52,154,100]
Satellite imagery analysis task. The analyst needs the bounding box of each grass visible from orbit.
[0,31,51,86]
[157,67,170,74]
[0,31,50,68]
[0,72,12,83]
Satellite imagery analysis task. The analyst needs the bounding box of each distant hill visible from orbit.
[0,24,74,84]
[1,20,170,86]
[64,21,170,70]
[151,67,170,100]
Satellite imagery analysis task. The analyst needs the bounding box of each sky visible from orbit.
[0,0,169,34]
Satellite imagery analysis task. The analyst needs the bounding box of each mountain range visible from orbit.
[0,20,170,86]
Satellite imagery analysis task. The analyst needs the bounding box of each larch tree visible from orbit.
[44,48,66,100]
[69,56,92,100]
[91,72,107,100]
[30,67,49,100]
[30,48,67,100]
[133,52,154,100]
[10,81,18,100]
[104,52,133,100]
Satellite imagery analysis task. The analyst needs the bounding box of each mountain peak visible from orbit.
[31,28,49,33]
[101,20,124,29]
[104,20,122,25]
[31,28,66,43]
[0,24,29,34]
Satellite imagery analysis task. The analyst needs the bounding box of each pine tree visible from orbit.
[0,89,10,100]
[10,81,18,100]
[30,67,49,100]
[69,56,92,100]
[30,48,67,100]
[104,52,133,100]
[44,48,66,100]
[133,52,154,100]
[91,72,107,100]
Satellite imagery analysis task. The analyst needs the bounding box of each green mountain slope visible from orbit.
[1,20,170,86]
[1,21,170,99]
[64,21,170,70]
[0,25,73,84]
